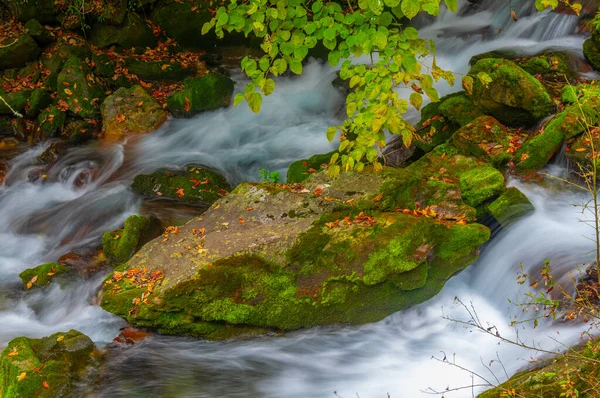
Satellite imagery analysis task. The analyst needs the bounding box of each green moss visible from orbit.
[90,12,157,49]
[438,92,484,127]
[18,262,69,289]
[124,59,195,82]
[100,85,167,141]
[56,56,104,119]
[0,33,40,70]
[516,97,600,173]
[287,151,336,183]
[92,53,116,78]
[0,90,30,115]
[0,330,98,398]
[487,187,534,227]
[166,73,234,117]
[468,58,554,126]
[478,340,600,398]
[24,18,54,45]
[451,116,515,167]
[102,214,158,264]
[584,38,600,71]
[131,165,230,204]
[101,212,490,339]
[26,88,52,117]
[459,166,505,207]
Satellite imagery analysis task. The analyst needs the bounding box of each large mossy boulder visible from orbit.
[468,58,555,126]
[26,88,52,117]
[132,165,231,205]
[0,330,99,398]
[451,116,524,167]
[167,73,234,117]
[90,12,157,49]
[0,33,40,70]
[57,56,104,119]
[100,85,167,142]
[487,187,534,228]
[515,96,600,174]
[583,27,600,71]
[124,58,195,82]
[41,38,92,75]
[101,150,497,339]
[478,340,600,398]
[102,214,161,265]
[0,0,57,23]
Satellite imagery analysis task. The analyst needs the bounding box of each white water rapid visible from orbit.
[0,1,596,396]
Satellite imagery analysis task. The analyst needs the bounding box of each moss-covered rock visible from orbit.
[57,56,104,119]
[566,123,600,170]
[26,88,52,117]
[451,116,524,167]
[124,58,195,82]
[516,96,600,174]
[0,330,100,398]
[414,92,472,153]
[101,164,491,339]
[0,33,40,70]
[92,53,116,78]
[487,187,534,228]
[149,0,217,50]
[0,0,57,23]
[24,18,54,45]
[37,106,66,139]
[287,151,336,183]
[379,149,506,220]
[478,340,600,398]
[132,165,231,205]
[459,166,505,208]
[438,92,485,127]
[102,214,161,264]
[583,37,600,71]
[468,58,555,126]
[0,90,30,115]
[18,262,69,289]
[517,52,577,82]
[100,85,167,142]
[167,73,234,117]
[90,12,157,49]
[41,38,92,75]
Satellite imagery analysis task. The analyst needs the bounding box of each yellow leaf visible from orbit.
[56,335,64,342]
[64,89,73,96]
[7,347,18,357]
[575,148,586,152]
[17,372,26,382]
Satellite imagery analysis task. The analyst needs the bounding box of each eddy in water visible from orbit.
[0,0,598,397]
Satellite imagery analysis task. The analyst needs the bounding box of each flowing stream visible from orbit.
[0,1,596,396]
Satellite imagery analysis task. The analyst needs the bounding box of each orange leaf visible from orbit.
[7,348,18,357]
[64,88,73,96]
[43,381,49,389]
[238,218,246,223]
[520,153,529,161]
[246,207,254,211]
[176,188,185,198]
[184,97,191,112]
[575,148,586,152]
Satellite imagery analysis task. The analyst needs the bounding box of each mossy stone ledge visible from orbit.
[101,155,493,340]
[18,262,69,290]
